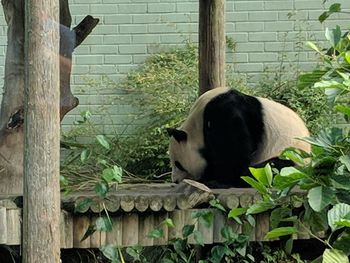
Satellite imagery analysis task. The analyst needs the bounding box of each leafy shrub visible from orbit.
[237,5,350,261]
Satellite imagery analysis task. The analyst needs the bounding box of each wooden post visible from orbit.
[22,0,61,262]
[199,0,226,95]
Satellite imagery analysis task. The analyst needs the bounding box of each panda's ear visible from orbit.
[166,128,187,142]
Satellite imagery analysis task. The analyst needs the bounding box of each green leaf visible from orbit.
[80,149,91,163]
[100,244,118,262]
[280,148,306,166]
[246,201,275,215]
[333,233,350,256]
[273,167,306,190]
[335,104,350,118]
[182,224,195,238]
[193,230,204,246]
[209,199,226,212]
[339,155,350,172]
[325,26,342,48]
[96,216,112,232]
[306,41,321,53]
[95,181,109,198]
[248,164,272,187]
[75,198,92,213]
[345,51,350,64]
[228,207,248,218]
[241,176,268,195]
[163,218,175,228]
[335,219,350,228]
[270,207,292,229]
[221,225,237,241]
[328,203,350,231]
[323,248,349,263]
[148,228,164,239]
[329,3,341,13]
[193,210,214,228]
[96,135,110,150]
[102,166,122,183]
[307,186,335,212]
[304,202,329,233]
[81,225,96,242]
[264,227,297,239]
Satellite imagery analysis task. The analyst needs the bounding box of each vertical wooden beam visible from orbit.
[23,0,61,262]
[199,0,226,95]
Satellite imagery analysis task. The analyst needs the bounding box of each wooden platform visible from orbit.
[0,182,308,248]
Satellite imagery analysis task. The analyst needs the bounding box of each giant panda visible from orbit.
[167,87,310,188]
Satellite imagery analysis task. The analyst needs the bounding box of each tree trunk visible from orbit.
[0,0,98,194]
[198,0,226,95]
[22,0,61,261]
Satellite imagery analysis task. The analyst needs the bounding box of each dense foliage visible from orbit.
[236,4,350,262]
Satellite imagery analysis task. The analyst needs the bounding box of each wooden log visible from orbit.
[120,196,135,212]
[198,0,226,95]
[174,179,213,207]
[221,194,239,209]
[177,195,191,210]
[0,207,7,244]
[106,216,122,246]
[6,208,21,245]
[138,214,154,246]
[135,196,149,212]
[163,195,177,212]
[90,199,103,213]
[74,197,90,213]
[60,210,73,249]
[73,215,90,248]
[105,196,120,212]
[168,210,185,240]
[23,0,61,261]
[239,194,254,207]
[122,213,139,246]
[150,196,163,212]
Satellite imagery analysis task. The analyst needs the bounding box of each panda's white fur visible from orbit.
[168,87,310,186]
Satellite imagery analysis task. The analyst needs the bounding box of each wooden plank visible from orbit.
[255,213,269,241]
[105,216,122,246]
[168,210,184,240]
[6,208,21,245]
[198,209,214,244]
[184,210,197,244]
[122,213,139,246]
[138,213,154,246]
[60,210,73,249]
[0,207,7,244]
[90,216,102,248]
[153,212,168,246]
[73,215,91,248]
[213,209,225,243]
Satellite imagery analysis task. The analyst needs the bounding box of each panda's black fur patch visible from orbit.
[199,89,265,188]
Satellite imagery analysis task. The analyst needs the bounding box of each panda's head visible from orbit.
[167,128,207,183]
